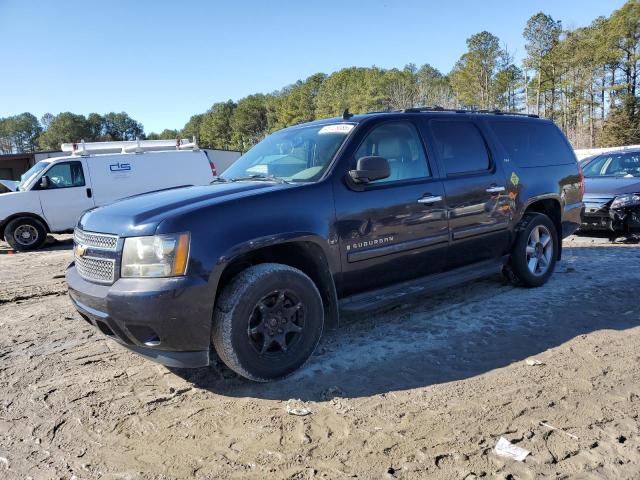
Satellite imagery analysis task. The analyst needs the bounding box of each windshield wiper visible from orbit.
[230,174,289,184]
[210,176,232,184]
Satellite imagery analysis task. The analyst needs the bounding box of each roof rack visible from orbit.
[401,105,539,118]
[61,138,200,156]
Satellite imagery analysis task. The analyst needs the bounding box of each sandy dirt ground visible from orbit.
[0,234,639,479]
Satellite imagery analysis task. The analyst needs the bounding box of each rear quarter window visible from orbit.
[489,120,575,167]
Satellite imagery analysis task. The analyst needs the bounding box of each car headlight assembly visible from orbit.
[121,233,190,278]
[610,193,640,209]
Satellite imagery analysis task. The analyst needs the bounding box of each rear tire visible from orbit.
[508,213,558,288]
[4,217,47,251]
[212,263,324,382]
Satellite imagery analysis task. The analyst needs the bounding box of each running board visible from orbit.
[339,256,508,313]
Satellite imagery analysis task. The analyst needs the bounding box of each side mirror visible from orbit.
[348,156,390,184]
[39,176,50,189]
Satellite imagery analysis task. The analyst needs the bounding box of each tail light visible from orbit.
[209,159,217,177]
[578,162,585,197]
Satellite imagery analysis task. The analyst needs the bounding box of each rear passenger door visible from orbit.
[423,118,511,270]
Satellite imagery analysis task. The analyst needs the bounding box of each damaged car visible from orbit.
[580,150,640,238]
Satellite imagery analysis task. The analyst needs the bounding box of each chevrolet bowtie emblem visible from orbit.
[75,244,88,257]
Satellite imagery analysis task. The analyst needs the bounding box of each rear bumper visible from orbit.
[66,265,214,368]
[562,201,584,238]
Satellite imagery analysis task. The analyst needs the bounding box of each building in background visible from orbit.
[0,151,64,181]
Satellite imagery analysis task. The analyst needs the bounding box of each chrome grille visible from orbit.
[75,255,116,283]
[74,229,118,251]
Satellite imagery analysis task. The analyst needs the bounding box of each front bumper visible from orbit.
[581,207,640,234]
[66,265,214,368]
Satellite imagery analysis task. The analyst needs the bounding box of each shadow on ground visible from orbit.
[171,245,640,402]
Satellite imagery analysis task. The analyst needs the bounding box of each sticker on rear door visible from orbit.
[510,171,519,186]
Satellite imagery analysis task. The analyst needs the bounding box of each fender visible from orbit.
[210,232,340,330]
[521,193,562,213]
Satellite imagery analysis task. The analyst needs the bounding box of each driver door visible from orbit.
[36,160,94,231]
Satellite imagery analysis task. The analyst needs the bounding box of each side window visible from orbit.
[430,121,490,175]
[488,120,575,167]
[354,122,430,184]
[43,162,85,189]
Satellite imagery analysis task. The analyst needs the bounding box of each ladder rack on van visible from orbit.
[61,138,199,156]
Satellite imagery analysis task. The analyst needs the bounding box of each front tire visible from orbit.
[4,217,47,251]
[508,213,558,287]
[212,263,324,382]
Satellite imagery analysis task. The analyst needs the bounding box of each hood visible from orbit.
[79,182,292,236]
[584,176,640,197]
[0,180,19,192]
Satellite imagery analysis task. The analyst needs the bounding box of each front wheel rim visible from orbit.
[525,225,553,276]
[14,224,38,246]
[247,289,306,356]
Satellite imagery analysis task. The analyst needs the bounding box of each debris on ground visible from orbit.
[494,437,530,462]
[540,421,579,439]
[525,358,545,366]
[285,399,312,416]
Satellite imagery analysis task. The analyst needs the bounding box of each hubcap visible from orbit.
[14,224,38,246]
[525,225,553,276]
[247,289,305,355]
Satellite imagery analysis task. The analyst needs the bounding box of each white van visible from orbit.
[0,140,216,250]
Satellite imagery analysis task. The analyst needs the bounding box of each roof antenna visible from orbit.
[342,108,354,120]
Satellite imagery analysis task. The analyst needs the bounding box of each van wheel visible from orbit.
[4,217,47,251]
[508,213,558,287]
[212,263,324,382]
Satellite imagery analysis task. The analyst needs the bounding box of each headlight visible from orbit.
[121,233,190,278]
[610,193,640,209]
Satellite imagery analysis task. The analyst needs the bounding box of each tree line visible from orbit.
[1,1,638,155]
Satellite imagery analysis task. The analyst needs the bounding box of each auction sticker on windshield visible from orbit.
[318,124,354,135]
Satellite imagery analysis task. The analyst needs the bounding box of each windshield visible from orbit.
[221,123,354,182]
[583,152,640,178]
[18,161,49,191]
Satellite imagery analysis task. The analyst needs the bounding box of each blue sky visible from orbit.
[0,0,626,133]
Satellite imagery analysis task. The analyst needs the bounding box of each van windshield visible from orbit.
[18,161,49,191]
[220,124,354,183]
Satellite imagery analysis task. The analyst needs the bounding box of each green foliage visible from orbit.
[180,114,204,142]
[101,112,144,141]
[231,95,269,151]
[599,95,640,146]
[0,113,42,153]
[315,67,388,117]
[159,129,179,140]
[450,31,505,109]
[199,101,236,150]
[37,112,93,151]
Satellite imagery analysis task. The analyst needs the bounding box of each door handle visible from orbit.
[486,186,505,194]
[86,188,92,198]
[418,195,442,204]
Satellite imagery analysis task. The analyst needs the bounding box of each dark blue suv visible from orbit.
[66,109,584,381]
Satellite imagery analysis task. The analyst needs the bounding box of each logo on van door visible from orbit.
[109,162,132,172]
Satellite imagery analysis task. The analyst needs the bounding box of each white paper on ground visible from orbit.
[494,437,530,462]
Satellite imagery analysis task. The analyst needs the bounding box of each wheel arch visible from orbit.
[523,197,562,259]
[214,239,340,330]
[0,212,50,240]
